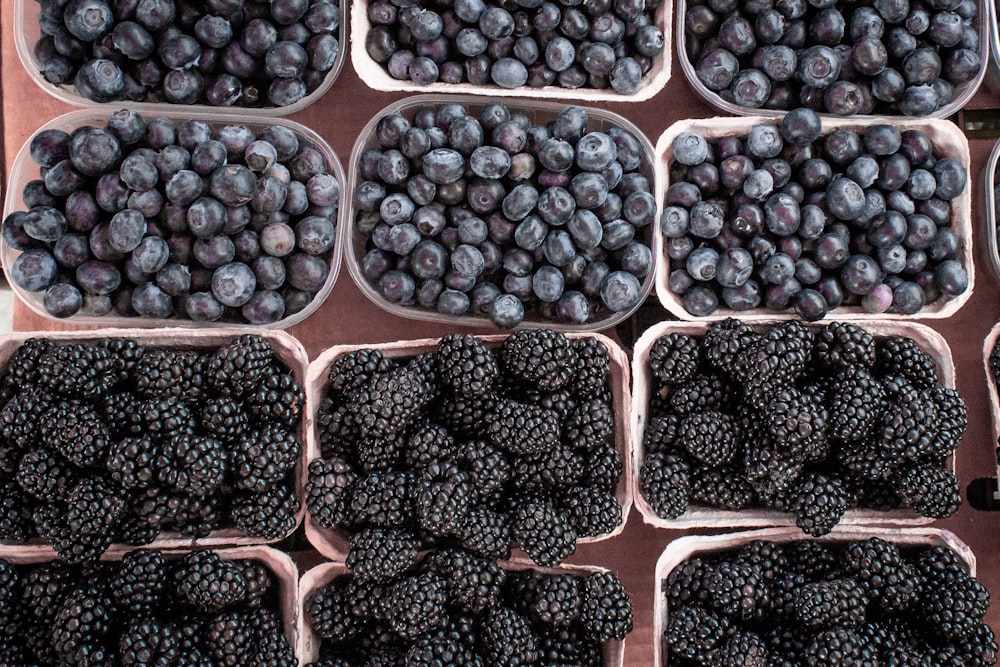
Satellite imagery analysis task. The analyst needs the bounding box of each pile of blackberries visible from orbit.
[0,548,296,666]
[685,0,982,115]
[640,319,965,536]
[4,109,339,324]
[354,103,656,328]
[32,0,340,107]
[363,0,665,92]
[0,334,303,561]
[664,108,969,319]
[664,538,995,666]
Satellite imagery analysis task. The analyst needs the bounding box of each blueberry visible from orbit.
[764,193,800,236]
[531,265,565,302]
[730,69,772,107]
[209,165,257,206]
[682,285,719,316]
[378,269,416,304]
[672,132,709,166]
[598,270,641,312]
[210,261,257,307]
[554,291,590,324]
[156,263,192,296]
[696,49,740,91]
[840,254,881,295]
[21,208,67,244]
[743,169,775,201]
[568,210,603,250]
[186,197,228,239]
[44,283,84,318]
[30,129,71,169]
[260,223,297,257]
[490,293,524,327]
[11,249,59,292]
[797,45,841,88]
[75,258,121,295]
[64,0,114,42]
[715,247,753,287]
[108,209,146,253]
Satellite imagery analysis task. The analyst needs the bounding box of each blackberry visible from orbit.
[718,630,769,667]
[51,586,112,660]
[736,322,811,402]
[113,506,160,545]
[572,337,611,397]
[107,436,160,490]
[564,398,614,450]
[919,575,990,642]
[404,422,456,469]
[102,390,145,438]
[520,387,579,422]
[513,497,577,567]
[479,607,539,667]
[232,425,300,492]
[502,570,543,618]
[690,467,756,510]
[414,460,474,537]
[327,350,395,395]
[487,400,560,455]
[991,339,1000,385]
[897,464,961,519]
[37,343,116,399]
[175,549,248,611]
[793,472,850,537]
[346,527,420,583]
[16,448,76,502]
[0,560,18,623]
[103,338,144,385]
[665,556,714,610]
[118,619,179,667]
[501,330,578,391]
[0,386,52,449]
[306,458,358,530]
[829,366,886,442]
[207,335,274,396]
[949,622,998,667]
[204,611,254,667]
[794,578,869,628]
[666,605,730,659]
[703,318,757,376]
[679,411,740,468]
[200,397,249,439]
[648,332,700,385]
[813,322,876,369]
[405,634,481,666]
[803,627,877,667]
[913,545,969,591]
[40,401,111,468]
[2,337,52,389]
[579,571,633,642]
[380,571,448,640]
[526,573,580,627]
[307,577,365,643]
[536,626,601,667]
[876,337,939,387]
[425,548,505,615]
[110,549,167,614]
[435,334,499,396]
[253,629,297,667]
[50,476,125,562]
[350,471,413,528]
[744,443,803,510]
[230,484,299,540]
[880,387,939,463]
[736,540,788,583]
[354,431,406,473]
[0,483,31,541]
[640,451,690,519]
[246,370,304,429]
[643,414,683,455]
[922,387,967,461]
[435,391,496,438]
[859,479,904,511]
[770,570,810,620]
[141,396,197,436]
[510,445,583,493]
[707,559,770,622]
[455,439,511,500]
[456,507,512,560]
[237,560,272,608]
[358,366,430,440]
[581,440,623,491]
[765,388,828,458]
[157,433,227,495]
[566,485,621,537]
[134,349,209,399]
[317,400,362,459]
[669,373,731,415]
[843,538,916,613]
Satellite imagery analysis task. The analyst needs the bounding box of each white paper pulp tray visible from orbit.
[2,108,346,330]
[654,115,974,321]
[631,319,957,530]
[303,332,633,560]
[652,526,976,667]
[980,321,1000,484]
[0,328,309,549]
[299,556,625,666]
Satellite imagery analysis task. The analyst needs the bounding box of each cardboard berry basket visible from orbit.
[298,555,626,666]
[1,107,346,330]
[303,331,633,560]
[983,138,1000,281]
[0,543,300,660]
[979,321,1000,484]
[652,526,975,667]
[0,328,309,549]
[349,0,671,102]
[675,0,987,119]
[345,95,660,333]
[13,0,348,116]
[653,115,975,321]
[630,319,957,530]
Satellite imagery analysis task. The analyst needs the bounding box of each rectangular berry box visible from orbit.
[651,526,976,667]
[630,319,957,530]
[986,0,1000,95]
[298,556,626,666]
[349,0,671,101]
[0,543,300,661]
[653,115,975,321]
[674,0,988,119]
[344,95,661,333]
[13,0,348,116]
[980,321,1000,485]
[984,138,1000,281]
[1,107,346,330]
[0,328,309,549]
[302,332,633,561]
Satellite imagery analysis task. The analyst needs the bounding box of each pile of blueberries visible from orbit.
[364,0,665,93]
[685,0,982,115]
[354,103,657,328]
[3,109,339,324]
[32,0,340,107]
[663,108,969,320]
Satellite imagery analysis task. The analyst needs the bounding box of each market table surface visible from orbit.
[4,3,1000,662]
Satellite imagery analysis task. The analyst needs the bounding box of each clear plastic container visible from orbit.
[985,138,1000,281]
[652,527,975,667]
[0,328,309,549]
[630,319,957,530]
[675,0,988,119]
[303,332,634,561]
[654,115,975,321]
[300,557,626,666]
[981,321,1000,485]
[349,0,671,102]
[987,0,1000,95]
[14,0,348,116]
[344,95,661,332]
[1,107,345,329]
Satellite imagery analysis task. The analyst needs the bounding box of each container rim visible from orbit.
[984,138,1000,282]
[342,94,661,333]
